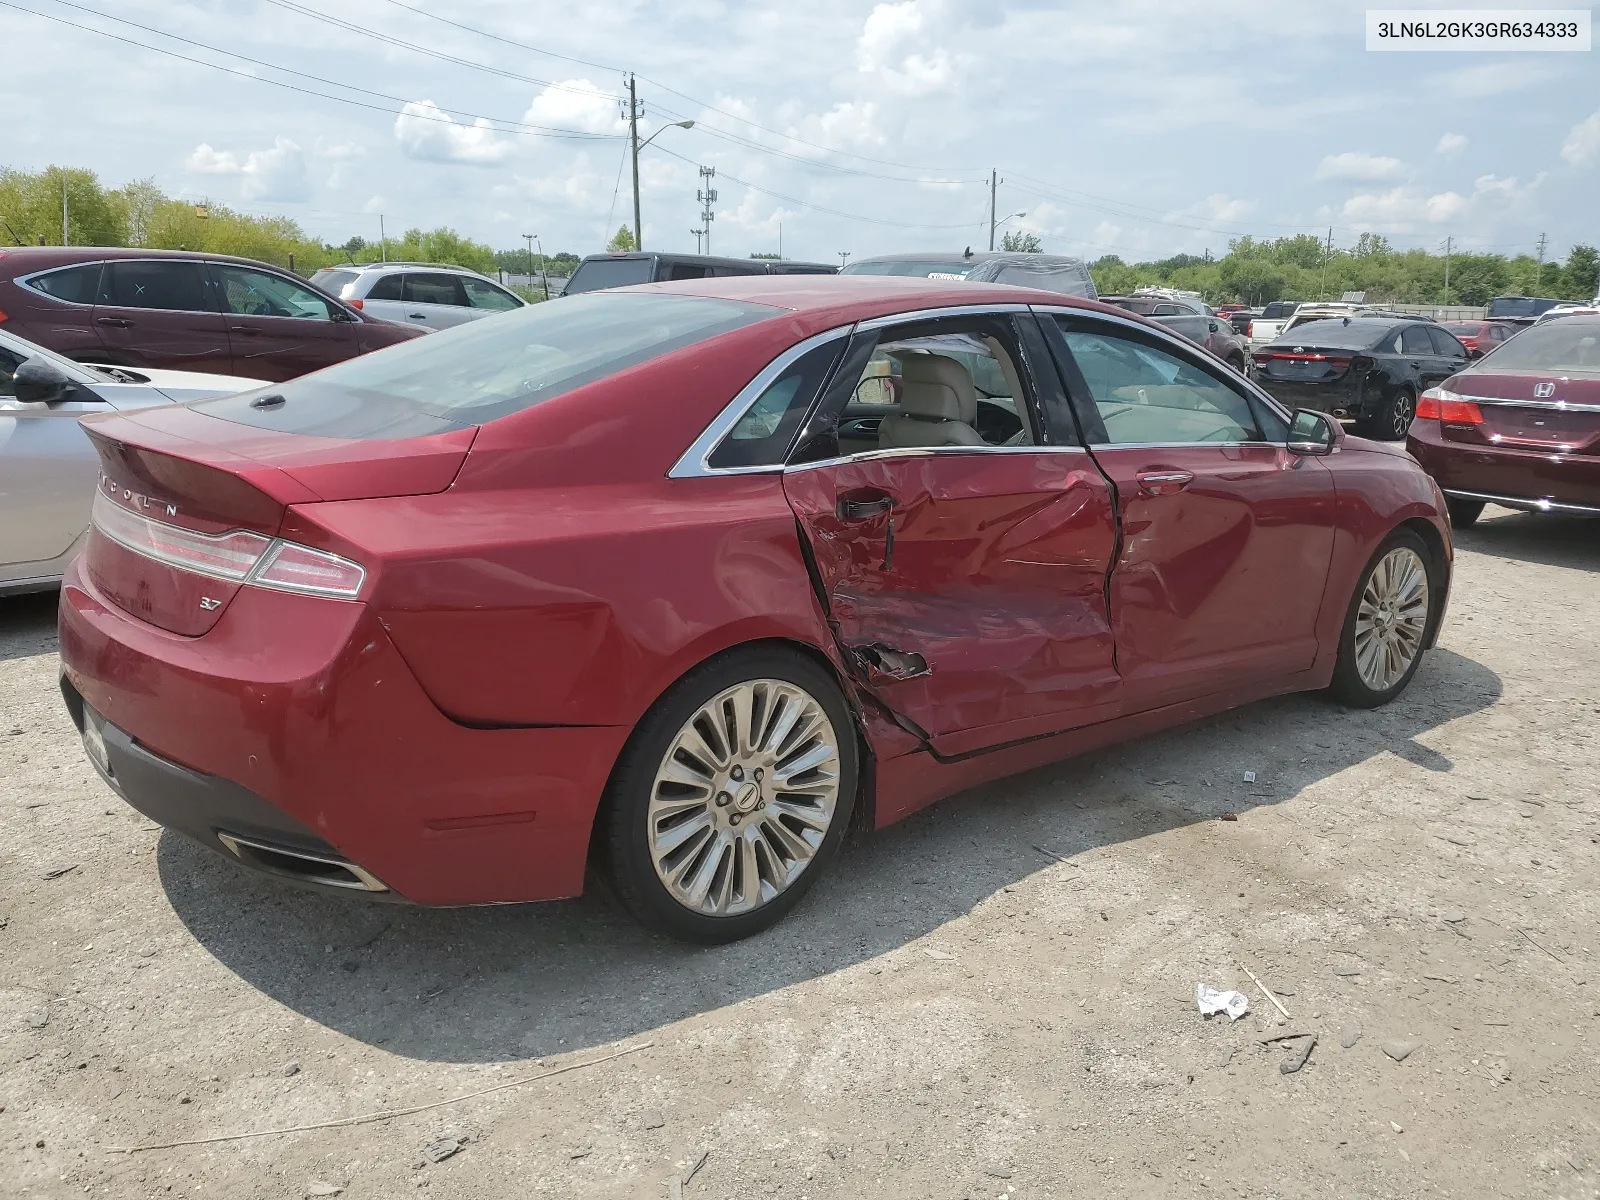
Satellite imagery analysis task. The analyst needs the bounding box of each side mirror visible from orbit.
[1209,320,1220,333]
[12,357,75,405]
[1287,408,1342,455]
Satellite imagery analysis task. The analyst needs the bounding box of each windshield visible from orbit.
[1486,297,1558,318]
[841,259,976,280]
[1267,319,1391,349]
[309,268,360,299]
[1442,323,1482,335]
[194,292,776,437]
[1474,318,1600,375]
[564,258,654,294]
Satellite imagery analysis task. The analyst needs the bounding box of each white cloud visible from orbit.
[1561,112,1600,167]
[1191,193,1257,223]
[1314,152,1406,183]
[1428,60,1548,100]
[1339,173,1541,230]
[1435,132,1468,157]
[522,80,625,136]
[857,0,953,95]
[185,137,309,201]
[816,101,886,148]
[394,101,510,165]
[362,195,386,215]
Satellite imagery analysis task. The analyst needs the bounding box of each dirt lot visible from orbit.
[2,506,1597,1200]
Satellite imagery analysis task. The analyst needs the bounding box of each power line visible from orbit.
[4,1,623,140]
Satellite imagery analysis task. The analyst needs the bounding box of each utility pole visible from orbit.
[1321,226,1333,299]
[778,223,783,261]
[1536,231,1549,265]
[988,169,998,252]
[62,175,69,246]
[838,251,850,268]
[379,214,387,263]
[523,232,536,278]
[1443,234,1453,301]
[627,74,642,251]
[697,166,717,255]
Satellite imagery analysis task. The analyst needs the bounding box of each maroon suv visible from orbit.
[0,248,423,381]
[1407,314,1600,525]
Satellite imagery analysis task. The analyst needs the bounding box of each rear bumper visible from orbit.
[1255,376,1364,416]
[1407,422,1600,512]
[57,560,632,905]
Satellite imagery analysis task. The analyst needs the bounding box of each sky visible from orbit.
[3,0,1598,265]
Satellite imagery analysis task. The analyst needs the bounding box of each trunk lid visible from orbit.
[1253,344,1357,387]
[1449,371,1600,454]
[79,405,474,636]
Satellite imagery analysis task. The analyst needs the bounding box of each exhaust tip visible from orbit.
[216,831,388,893]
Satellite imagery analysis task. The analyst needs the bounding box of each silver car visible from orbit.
[307,263,526,333]
[0,329,263,594]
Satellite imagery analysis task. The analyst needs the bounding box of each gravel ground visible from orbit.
[2,505,1597,1200]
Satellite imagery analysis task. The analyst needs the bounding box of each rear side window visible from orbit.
[564,258,654,294]
[1428,327,1467,356]
[404,273,469,306]
[1399,325,1433,355]
[462,277,520,310]
[310,268,359,298]
[28,262,103,304]
[364,273,404,301]
[662,262,710,281]
[711,263,764,277]
[708,339,843,469]
[194,291,777,436]
[100,261,213,312]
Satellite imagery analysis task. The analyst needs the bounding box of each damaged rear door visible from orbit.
[781,308,1122,758]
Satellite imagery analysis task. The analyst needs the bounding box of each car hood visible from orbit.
[82,364,267,404]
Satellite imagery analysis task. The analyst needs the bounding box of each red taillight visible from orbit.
[90,492,366,598]
[0,308,9,323]
[348,298,364,310]
[1416,389,1483,425]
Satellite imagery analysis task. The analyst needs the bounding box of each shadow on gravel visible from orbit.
[158,645,1502,1065]
[0,592,60,664]
[1455,509,1600,574]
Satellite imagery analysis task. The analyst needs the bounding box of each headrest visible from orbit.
[897,354,977,423]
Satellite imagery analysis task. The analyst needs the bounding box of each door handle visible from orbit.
[1136,469,1194,496]
[836,494,893,521]
[407,313,428,320]
[229,325,262,335]
[95,317,131,328]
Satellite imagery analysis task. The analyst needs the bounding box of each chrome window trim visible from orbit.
[1030,303,1295,426]
[667,326,854,479]
[1455,394,1600,414]
[855,302,1033,331]
[784,444,1088,475]
[1085,440,1262,451]
[17,262,109,308]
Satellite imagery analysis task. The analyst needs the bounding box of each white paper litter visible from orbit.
[1196,983,1251,1021]
[1243,770,1257,783]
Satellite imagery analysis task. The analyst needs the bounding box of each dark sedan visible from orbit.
[1406,315,1600,526]
[1253,317,1470,440]
[0,247,424,381]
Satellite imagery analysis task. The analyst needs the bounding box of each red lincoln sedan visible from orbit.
[59,277,1453,942]
[1407,315,1600,525]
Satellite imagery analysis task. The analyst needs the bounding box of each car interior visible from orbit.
[835,329,1035,455]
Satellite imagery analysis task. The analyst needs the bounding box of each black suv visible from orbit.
[563,253,836,295]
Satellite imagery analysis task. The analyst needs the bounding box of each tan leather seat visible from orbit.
[877,355,986,449]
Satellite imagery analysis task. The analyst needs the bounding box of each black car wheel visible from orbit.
[1446,498,1485,528]
[1328,529,1443,708]
[1356,386,1416,441]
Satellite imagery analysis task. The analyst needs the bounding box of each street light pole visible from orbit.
[838,251,850,268]
[628,106,695,253]
[525,232,550,300]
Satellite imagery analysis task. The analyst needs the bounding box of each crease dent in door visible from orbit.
[787,456,1120,746]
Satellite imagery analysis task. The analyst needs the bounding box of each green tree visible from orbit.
[1562,244,1598,300]
[607,224,637,253]
[1219,255,1287,304]
[0,165,128,246]
[1000,230,1043,253]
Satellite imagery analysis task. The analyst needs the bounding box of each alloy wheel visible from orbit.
[1353,546,1430,691]
[647,679,842,916]
[1389,391,1417,439]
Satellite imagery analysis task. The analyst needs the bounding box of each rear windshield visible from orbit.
[195,292,775,437]
[564,258,654,294]
[1442,322,1482,335]
[1474,319,1600,375]
[1266,319,1391,349]
[841,259,975,280]
[309,268,359,299]
[1486,297,1559,318]
[1261,301,1300,318]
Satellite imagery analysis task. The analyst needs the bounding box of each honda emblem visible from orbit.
[1534,382,1555,398]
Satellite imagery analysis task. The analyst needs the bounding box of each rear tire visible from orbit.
[1328,530,1441,708]
[1226,352,1246,374]
[601,647,858,944]
[1355,386,1416,441]
[1446,498,1484,528]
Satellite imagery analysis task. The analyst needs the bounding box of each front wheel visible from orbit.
[601,648,858,943]
[1328,531,1440,708]
[1355,386,1416,441]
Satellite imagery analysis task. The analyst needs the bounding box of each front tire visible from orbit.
[601,647,858,943]
[1446,498,1484,528]
[1328,530,1440,708]
[1355,386,1416,441]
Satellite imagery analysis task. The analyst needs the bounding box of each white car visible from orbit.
[0,328,265,594]
[308,263,526,333]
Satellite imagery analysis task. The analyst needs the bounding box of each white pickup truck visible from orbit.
[1247,299,1304,346]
